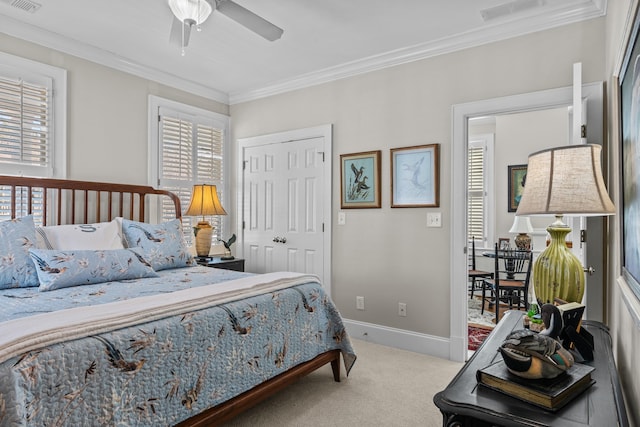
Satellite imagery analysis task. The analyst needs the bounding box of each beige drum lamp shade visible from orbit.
[516,144,615,304]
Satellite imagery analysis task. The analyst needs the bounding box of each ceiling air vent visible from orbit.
[480,0,545,21]
[0,0,42,13]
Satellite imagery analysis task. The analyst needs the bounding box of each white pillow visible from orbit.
[36,219,124,250]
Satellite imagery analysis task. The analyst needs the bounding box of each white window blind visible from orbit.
[157,106,226,244]
[0,54,66,223]
[467,144,485,244]
[0,75,51,176]
[467,135,494,248]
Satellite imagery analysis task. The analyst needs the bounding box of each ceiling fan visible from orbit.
[168,0,283,53]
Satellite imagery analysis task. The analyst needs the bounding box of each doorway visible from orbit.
[450,83,604,362]
[236,125,333,296]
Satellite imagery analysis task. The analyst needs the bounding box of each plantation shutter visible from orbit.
[467,143,486,245]
[0,74,52,175]
[0,72,53,222]
[158,107,225,243]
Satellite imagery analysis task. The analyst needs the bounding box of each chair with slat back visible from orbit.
[481,243,532,325]
[468,236,493,299]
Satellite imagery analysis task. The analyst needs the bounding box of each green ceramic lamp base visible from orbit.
[533,220,584,305]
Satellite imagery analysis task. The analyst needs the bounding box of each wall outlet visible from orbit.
[427,212,442,227]
[356,296,365,310]
[338,211,346,225]
[398,302,407,317]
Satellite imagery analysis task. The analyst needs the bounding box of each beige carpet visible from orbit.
[224,338,464,426]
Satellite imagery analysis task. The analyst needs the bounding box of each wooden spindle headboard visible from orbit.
[0,175,181,225]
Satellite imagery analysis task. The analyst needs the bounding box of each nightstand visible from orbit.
[196,256,245,272]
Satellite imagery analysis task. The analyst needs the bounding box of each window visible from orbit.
[148,96,229,244]
[0,53,67,222]
[467,134,494,248]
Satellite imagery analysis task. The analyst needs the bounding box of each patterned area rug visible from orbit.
[468,324,493,351]
[468,296,496,327]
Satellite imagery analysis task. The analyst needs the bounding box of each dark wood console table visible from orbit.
[433,310,629,426]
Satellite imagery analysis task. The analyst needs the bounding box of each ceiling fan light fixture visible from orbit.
[168,0,212,25]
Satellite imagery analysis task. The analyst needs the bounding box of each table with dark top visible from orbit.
[195,256,245,272]
[433,310,629,427]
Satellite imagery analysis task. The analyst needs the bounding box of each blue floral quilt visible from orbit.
[0,266,356,426]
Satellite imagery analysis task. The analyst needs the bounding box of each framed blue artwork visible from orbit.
[391,144,440,207]
[340,150,381,208]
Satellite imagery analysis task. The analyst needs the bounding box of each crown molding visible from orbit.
[229,0,606,104]
[0,1,605,106]
[0,15,229,105]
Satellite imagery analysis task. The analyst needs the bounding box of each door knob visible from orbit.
[272,237,287,243]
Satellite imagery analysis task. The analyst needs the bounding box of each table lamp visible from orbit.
[509,216,533,251]
[185,184,227,257]
[515,144,615,305]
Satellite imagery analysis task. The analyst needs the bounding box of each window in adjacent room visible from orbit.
[148,96,229,245]
[467,134,494,249]
[0,52,67,222]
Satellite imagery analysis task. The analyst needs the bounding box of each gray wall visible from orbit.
[0,33,228,184]
[2,9,637,423]
[230,19,606,338]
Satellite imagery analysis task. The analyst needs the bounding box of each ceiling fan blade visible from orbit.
[169,17,192,47]
[216,0,283,41]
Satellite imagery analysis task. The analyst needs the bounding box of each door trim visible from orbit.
[236,125,333,297]
[450,83,603,362]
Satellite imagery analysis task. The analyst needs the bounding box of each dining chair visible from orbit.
[468,236,493,299]
[481,243,532,324]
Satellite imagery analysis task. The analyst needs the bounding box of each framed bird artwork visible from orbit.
[391,144,440,207]
[340,150,381,208]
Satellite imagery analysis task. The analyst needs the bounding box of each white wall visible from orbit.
[469,107,569,275]
[495,108,569,238]
[231,19,606,339]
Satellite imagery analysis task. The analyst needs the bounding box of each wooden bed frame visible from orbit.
[0,175,342,426]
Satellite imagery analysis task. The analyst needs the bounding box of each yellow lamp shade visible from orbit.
[185,184,227,257]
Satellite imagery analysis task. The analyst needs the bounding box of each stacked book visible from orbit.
[476,360,595,411]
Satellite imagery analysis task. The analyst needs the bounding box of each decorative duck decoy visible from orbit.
[499,329,574,379]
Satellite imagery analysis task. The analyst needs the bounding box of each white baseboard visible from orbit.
[343,319,451,360]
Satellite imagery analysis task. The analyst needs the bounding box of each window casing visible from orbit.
[467,135,494,249]
[148,96,229,245]
[0,53,67,223]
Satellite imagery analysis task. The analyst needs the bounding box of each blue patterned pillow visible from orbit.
[29,248,158,292]
[120,218,194,271]
[0,216,39,289]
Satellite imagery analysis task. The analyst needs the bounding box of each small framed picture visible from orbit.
[340,150,381,209]
[499,237,511,250]
[508,164,528,212]
[391,144,440,207]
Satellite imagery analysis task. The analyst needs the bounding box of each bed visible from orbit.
[0,175,356,426]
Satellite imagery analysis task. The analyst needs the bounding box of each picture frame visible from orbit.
[618,4,640,301]
[340,150,381,209]
[498,237,511,250]
[508,164,527,212]
[390,144,440,208]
